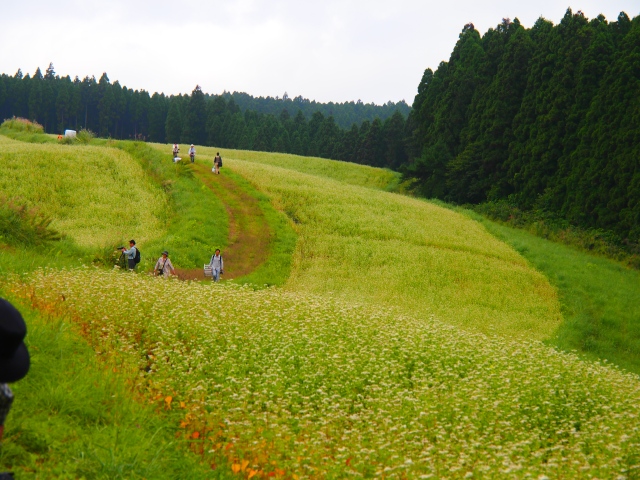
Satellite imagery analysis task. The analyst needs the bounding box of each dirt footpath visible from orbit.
[174,162,271,281]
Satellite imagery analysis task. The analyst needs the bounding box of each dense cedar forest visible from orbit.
[407,9,640,240]
[1,9,638,239]
[0,67,410,169]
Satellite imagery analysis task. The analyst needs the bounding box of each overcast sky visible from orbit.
[1,1,638,105]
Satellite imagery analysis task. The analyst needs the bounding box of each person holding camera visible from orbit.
[120,240,138,270]
[1,299,30,461]
[154,251,175,278]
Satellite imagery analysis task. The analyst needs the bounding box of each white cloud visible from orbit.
[2,0,638,104]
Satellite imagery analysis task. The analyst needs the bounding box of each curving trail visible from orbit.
[174,162,271,281]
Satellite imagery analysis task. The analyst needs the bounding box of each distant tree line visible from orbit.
[406,9,640,240]
[220,91,410,129]
[0,66,409,169]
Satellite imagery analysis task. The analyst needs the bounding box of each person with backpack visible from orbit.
[208,249,224,282]
[188,144,196,163]
[154,251,175,278]
[213,153,222,174]
[120,240,140,270]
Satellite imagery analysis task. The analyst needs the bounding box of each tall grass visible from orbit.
[226,158,562,341]
[0,196,60,246]
[0,136,167,248]
[163,144,400,191]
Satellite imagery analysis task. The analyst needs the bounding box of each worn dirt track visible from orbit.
[173,162,271,281]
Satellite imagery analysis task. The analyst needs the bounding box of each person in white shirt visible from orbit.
[209,249,224,282]
[154,251,175,278]
[188,144,196,163]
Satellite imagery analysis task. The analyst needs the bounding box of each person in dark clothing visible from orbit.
[0,298,31,478]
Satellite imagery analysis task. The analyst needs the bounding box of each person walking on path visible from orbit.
[154,251,176,278]
[209,249,224,282]
[188,144,196,163]
[0,298,30,452]
[172,143,180,159]
[213,153,222,174]
[120,240,138,270]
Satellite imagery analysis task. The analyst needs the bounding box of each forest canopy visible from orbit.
[405,9,640,240]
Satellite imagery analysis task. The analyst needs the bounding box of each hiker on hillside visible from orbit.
[209,249,224,282]
[213,153,222,174]
[120,240,138,270]
[0,299,30,456]
[154,251,176,278]
[172,143,180,159]
[188,144,196,163]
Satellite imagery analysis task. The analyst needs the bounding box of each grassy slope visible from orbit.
[0,134,230,270]
[478,219,640,374]
[0,292,226,480]
[13,254,640,479]
[0,136,167,248]
[198,146,639,372]
[211,147,639,372]
[2,138,639,477]
[0,135,233,477]
[185,145,400,191]
[223,156,562,340]
[113,141,228,270]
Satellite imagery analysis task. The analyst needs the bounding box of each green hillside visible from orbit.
[0,132,639,478]
[0,135,167,248]
[226,154,562,340]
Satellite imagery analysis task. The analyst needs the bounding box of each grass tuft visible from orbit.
[0,195,61,247]
[1,117,44,133]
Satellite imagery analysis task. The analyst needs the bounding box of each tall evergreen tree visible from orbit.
[383,111,408,170]
[97,73,114,137]
[148,93,168,143]
[165,95,183,143]
[182,85,207,145]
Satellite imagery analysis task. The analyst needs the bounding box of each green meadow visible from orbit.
[0,128,638,478]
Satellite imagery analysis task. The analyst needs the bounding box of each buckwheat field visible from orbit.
[10,268,640,479]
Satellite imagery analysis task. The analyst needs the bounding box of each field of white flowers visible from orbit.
[10,268,640,479]
[0,136,167,247]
